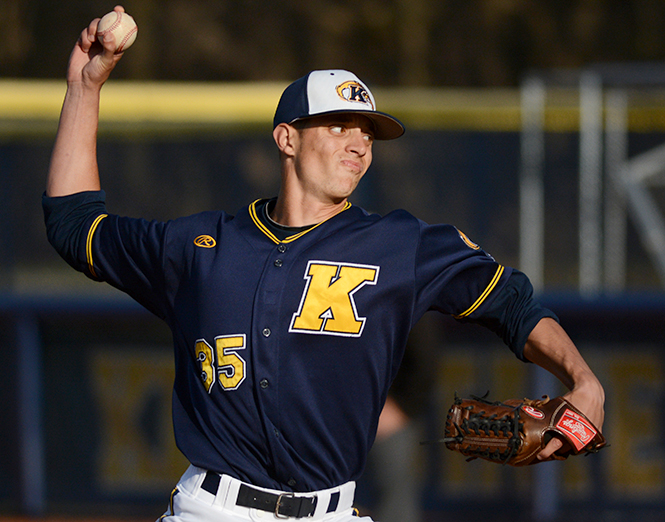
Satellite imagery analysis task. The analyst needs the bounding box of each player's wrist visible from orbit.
[569,369,604,397]
[566,375,605,428]
[63,80,103,110]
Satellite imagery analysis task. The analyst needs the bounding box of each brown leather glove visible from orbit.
[441,394,607,466]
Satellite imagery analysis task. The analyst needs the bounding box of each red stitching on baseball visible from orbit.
[97,12,121,37]
[117,25,137,52]
[97,12,136,51]
[107,12,123,34]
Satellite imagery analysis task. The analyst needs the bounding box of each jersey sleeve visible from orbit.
[414,221,511,318]
[459,270,559,360]
[43,190,170,319]
[43,190,109,276]
[414,221,554,358]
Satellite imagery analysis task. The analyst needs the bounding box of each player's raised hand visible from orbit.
[66,6,128,88]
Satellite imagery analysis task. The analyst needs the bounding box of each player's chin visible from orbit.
[347,165,368,182]
[335,176,363,198]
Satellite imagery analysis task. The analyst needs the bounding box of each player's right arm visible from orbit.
[44,7,173,317]
[46,6,126,197]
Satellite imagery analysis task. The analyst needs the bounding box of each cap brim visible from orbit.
[364,111,405,140]
[290,109,405,140]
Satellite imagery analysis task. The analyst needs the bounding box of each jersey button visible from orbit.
[260,378,269,389]
[262,328,271,337]
[288,478,297,487]
[274,259,283,267]
[278,244,287,253]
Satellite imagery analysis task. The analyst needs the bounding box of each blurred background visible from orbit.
[2,1,665,521]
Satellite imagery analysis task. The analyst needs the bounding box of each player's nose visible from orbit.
[346,128,370,156]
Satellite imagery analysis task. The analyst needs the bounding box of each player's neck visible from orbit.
[270,192,349,227]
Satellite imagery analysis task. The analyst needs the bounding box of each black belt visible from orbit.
[201,471,319,518]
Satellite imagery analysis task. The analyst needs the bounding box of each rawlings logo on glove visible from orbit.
[436,394,606,466]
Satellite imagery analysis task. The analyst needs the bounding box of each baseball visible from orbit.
[96,10,138,53]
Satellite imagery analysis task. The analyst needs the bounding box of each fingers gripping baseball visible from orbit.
[67,6,135,87]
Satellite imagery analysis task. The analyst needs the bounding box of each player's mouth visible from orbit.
[340,158,364,173]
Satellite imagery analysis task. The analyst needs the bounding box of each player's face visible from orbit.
[292,114,374,202]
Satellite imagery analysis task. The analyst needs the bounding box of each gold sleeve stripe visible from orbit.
[249,200,352,244]
[454,265,505,319]
[86,214,108,278]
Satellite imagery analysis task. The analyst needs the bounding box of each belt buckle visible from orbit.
[275,492,294,519]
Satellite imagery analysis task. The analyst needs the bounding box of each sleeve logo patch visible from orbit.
[194,235,217,248]
[456,228,480,250]
[522,405,545,419]
[556,408,597,451]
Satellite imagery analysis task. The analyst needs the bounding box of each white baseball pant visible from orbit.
[157,465,375,522]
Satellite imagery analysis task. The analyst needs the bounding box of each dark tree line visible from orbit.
[2,0,665,86]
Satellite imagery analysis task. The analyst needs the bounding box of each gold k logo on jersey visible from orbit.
[336,81,375,110]
[290,261,379,337]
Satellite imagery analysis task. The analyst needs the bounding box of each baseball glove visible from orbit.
[440,394,606,466]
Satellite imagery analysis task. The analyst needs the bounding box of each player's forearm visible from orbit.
[523,317,605,434]
[46,82,102,197]
[524,317,605,457]
[523,317,602,393]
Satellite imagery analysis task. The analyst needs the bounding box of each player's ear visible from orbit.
[273,123,297,157]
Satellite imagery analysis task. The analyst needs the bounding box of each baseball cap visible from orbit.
[273,70,405,140]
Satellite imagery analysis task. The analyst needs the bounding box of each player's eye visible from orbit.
[330,125,344,134]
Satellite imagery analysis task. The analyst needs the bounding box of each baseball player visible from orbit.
[44,6,605,522]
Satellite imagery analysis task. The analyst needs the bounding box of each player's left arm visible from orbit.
[523,317,606,461]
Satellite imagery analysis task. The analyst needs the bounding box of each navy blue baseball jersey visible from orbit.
[43,190,555,492]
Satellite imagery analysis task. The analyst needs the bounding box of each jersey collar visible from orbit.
[248,198,352,244]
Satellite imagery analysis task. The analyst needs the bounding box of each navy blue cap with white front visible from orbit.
[273,70,405,140]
